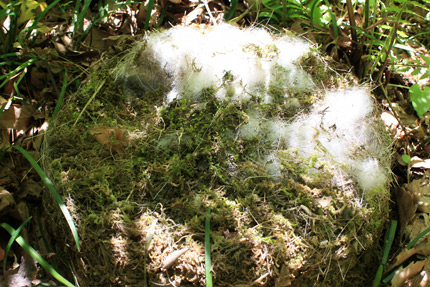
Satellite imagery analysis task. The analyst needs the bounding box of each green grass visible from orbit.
[373,220,397,287]
[12,146,81,252]
[205,206,213,287]
[1,221,76,287]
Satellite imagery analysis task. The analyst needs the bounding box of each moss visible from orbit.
[42,28,391,287]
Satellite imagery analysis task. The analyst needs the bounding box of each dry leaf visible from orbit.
[411,156,430,169]
[52,41,67,56]
[405,215,430,247]
[0,188,16,215]
[30,67,46,90]
[0,128,10,150]
[396,186,417,237]
[89,126,129,154]
[391,260,426,287]
[389,248,419,272]
[183,4,205,26]
[420,270,428,287]
[18,179,43,200]
[406,177,430,213]
[162,248,188,269]
[0,104,36,131]
[0,255,36,287]
[381,111,403,139]
[84,27,116,52]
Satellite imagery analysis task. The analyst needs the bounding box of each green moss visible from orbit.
[43,39,391,287]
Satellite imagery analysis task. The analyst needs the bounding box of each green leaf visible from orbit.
[144,0,155,30]
[421,55,430,65]
[410,84,430,117]
[310,4,324,27]
[258,11,280,22]
[411,68,422,76]
[401,154,411,165]
[420,70,430,80]
[373,265,384,287]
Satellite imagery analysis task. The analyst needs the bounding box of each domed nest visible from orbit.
[43,24,392,286]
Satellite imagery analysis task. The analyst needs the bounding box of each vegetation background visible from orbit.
[0,0,430,286]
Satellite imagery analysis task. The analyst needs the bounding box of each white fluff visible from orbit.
[355,159,387,192]
[286,88,388,191]
[143,24,312,103]
[130,24,389,193]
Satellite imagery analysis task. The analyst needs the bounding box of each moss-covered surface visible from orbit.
[42,34,391,286]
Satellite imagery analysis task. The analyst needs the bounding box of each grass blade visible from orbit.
[322,0,338,38]
[3,216,32,273]
[225,0,238,21]
[205,206,213,287]
[73,78,106,127]
[381,226,430,285]
[52,69,68,121]
[12,145,80,252]
[0,57,37,89]
[373,264,384,287]
[310,0,322,29]
[373,220,397,287]
[0,222,75,287]
[406,227,430,249]
[382,220,397,265]
[144,0,155,31]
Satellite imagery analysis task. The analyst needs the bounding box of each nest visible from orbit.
[42,24,392,286]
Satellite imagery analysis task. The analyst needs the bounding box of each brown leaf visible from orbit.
[406,177,430,213]
[84,27,117,52]
[30,67,46,90]
[381,111,403,139]
[391,260,426,287]
[387,248,423,272]
[18,179,43,200]
[411,156,430,169]
[397,186,417,237]
[0,104,36,131]
[0,188,16,215]
[89,126,129,154]
[52,41,67,56]
[0,128,10,150]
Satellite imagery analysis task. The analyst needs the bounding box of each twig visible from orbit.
[204,0,216,25]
